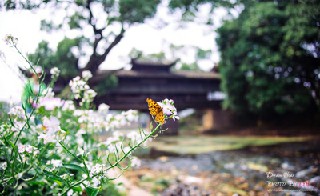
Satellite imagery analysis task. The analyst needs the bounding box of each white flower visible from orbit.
[39,133,56,144]
[116,113,128,126]
[0,162,7,170]
[78,115,87,123]
[50,67,60,78]
[38,98,64,110]
[76,129,86,135]
[82,70,92,81]
[69,76,85,98]
[18,144,25,153]
[50,159,62,167]
[4,34,18,46]
[42,87,55,98]
[76,137,84,146]
[9,106,25,119]
[98,103,110,113]
[67,189,74,196]
[124,110,138,123]
[127,131,142,144]
[158,99,179,120]
[11,120,25,132]
[39,116,61,144]
[74,110,83,116]
[69,75,96,102]
[82,89,97,103]
[62,100,75,111]
[90,164,104,176]
[43,116,61,133]
[18,144,35,155]
[25,145,34,153]
[34,66,43,75]
[92,178,100,187]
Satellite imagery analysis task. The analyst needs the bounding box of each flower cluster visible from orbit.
[38,97,64,110]
[50,67,60,79]
[157,98,179,120]
[42,87,55,98]
[38,116,63,144]
[0,36,179,195]
[82,70,92,81]
[18,144,38,154]
[9,105,26,119]
[98,103,110,113]
[8,105,26,132]
[69,76,89,99]
[105,110,139,130]
[4,34,18,46]
[69,71,97,105]
[62,100,75,111]
[82,89,97,104]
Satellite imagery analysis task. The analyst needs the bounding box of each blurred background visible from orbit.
[0,0,319,195]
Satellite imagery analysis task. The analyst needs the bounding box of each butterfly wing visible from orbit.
[146,98,165,124]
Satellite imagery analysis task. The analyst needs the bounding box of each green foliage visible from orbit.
[94,74,118,95]
[179,62,200,71]
[6,0,162,88]
[196,48,211,59]
[119,0,160,23]
[129,48,167,62]
[27,41,54,70]
[217,1,320,120]
[28,38,81,77]
[68,12,86,30]
[0,102,9,124]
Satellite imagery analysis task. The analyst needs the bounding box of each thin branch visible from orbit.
[83,28,125,73]
[101,27,125,61]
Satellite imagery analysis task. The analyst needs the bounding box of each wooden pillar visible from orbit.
[202,109,214,130]
[202,109,232,131]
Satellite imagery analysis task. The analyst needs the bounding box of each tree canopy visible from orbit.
[216,0,320,120]
[4,0,161,76]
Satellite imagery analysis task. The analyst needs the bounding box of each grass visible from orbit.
[148,135,310,155]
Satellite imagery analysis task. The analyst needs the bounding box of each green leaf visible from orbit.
[72,185,82,192]
[47,143,55,150]
[43,170,65,186]
[6,132,14,141]
[63,163,85,172]
[37,106,47,115]
[85,186,99,196]
[149,122,153,130]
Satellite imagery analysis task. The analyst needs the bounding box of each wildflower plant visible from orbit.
[0,35,179,195]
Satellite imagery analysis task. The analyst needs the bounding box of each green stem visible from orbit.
[59,141,81,161]
[59,141,90,176]
[13,45,36,74]
[61,124,161,195]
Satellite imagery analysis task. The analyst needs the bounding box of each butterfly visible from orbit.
[146,98,165,125]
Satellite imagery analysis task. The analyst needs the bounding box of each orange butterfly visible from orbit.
[146,98,165,125]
